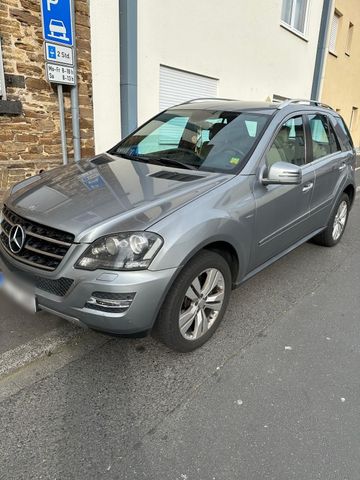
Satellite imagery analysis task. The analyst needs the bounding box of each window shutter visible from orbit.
[159,66,218,111]
[329,13,340,52]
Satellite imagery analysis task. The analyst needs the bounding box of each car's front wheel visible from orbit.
[154,250,232,352]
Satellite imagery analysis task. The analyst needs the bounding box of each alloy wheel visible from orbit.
[332,200,348,241]
[179,268,225,341]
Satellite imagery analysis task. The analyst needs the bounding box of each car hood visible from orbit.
[5,154,230,242]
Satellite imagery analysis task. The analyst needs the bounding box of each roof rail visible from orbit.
[277,98,334,110]
[180,97,237,105]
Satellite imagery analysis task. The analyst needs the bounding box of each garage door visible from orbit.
[159,65,218,110]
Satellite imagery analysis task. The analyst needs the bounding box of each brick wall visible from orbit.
[0,0,94,203]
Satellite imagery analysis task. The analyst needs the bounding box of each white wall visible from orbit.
[138,0,323,124]
[89,0,121,153]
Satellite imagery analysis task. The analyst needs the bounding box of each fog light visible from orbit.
[85,292,135,312]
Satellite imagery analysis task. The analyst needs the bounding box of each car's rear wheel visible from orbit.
[154,250,232,352]
[312,193,350,247]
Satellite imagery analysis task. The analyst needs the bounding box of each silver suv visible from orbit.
[0,99,356,351]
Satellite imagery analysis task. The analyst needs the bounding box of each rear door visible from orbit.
[306,113,347,230]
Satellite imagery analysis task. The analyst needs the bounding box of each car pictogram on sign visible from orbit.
[48,19,69,41]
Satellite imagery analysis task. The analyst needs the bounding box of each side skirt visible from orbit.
[232,227,325,289]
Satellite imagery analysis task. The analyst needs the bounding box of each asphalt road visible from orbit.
[0,170,359,480]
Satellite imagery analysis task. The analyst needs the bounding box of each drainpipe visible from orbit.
[311,0,334,101]
[119,0,138,138]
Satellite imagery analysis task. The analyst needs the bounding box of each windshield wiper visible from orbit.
[148,156,197,170]
[111,152,148,163]
[112,152,198,170]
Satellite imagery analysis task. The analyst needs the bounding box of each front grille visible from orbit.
[0,205,75,272]
[36,277,74,296]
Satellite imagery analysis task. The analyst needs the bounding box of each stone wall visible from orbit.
[0,0,94,203]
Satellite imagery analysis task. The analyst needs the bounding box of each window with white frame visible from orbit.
[329,11,341,54]
[281,0,309,35]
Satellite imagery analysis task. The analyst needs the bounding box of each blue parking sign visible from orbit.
[41,0,73,47]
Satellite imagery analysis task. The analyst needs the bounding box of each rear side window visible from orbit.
[308,114,333,160]
[327,119,341,153]
[337,116,354,149]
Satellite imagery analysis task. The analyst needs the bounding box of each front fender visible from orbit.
[148,177,255,283]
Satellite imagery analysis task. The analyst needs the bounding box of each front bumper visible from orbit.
[0,247,178,334]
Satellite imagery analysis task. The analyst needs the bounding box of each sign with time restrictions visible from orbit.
[46,63,75,85]
[45,42,74,66]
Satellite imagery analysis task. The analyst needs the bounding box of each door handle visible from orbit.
[338,162,347,171]
[302,182,313,193]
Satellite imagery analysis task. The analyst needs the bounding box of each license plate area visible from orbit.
[0,272,37,313]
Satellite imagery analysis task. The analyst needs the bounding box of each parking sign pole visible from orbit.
[57,84,68,165]
[70,0,81,162]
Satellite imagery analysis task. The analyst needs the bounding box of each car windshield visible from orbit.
[112,108,271,173]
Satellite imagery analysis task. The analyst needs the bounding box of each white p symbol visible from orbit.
[47,0,59,10]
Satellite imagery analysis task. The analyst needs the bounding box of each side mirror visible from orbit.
[261,161,302,186]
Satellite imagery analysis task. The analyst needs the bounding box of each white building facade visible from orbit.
[90,0,325,153]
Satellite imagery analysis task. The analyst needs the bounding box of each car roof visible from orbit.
[170,99,277,113]
[169,98,336,116]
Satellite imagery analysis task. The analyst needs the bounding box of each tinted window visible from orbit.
[337,116,354,149]
[327,119,341,153]
[267,115,306,167]
[308,114,332,160]
[115,109,270,173]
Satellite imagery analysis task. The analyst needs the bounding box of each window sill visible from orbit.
[280,22,309,42]
[329,50,338,58]
[0,100,22,115]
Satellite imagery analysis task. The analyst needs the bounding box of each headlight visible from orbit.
[75,232,163,271]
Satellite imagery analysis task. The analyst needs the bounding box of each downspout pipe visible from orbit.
[119,0,138,138]
[311,0,333,101]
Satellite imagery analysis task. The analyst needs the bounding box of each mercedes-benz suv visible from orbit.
[0,98,356,351]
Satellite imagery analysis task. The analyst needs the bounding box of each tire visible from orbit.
[312,193,350,247]
[153,250,232,352]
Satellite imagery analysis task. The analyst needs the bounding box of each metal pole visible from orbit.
[71,86,81,160]
[57,84,68,165]
[70,0,81,161]
[119,0,138,138]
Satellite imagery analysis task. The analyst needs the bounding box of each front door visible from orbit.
[250,114,315,270]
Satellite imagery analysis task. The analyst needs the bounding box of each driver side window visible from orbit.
[266,116,306,168]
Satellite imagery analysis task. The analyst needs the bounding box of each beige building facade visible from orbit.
[321,0,360,146]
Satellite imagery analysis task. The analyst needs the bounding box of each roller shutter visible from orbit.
[159,65,218,110]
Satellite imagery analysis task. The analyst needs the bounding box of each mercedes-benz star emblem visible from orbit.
[8,224,26,254]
